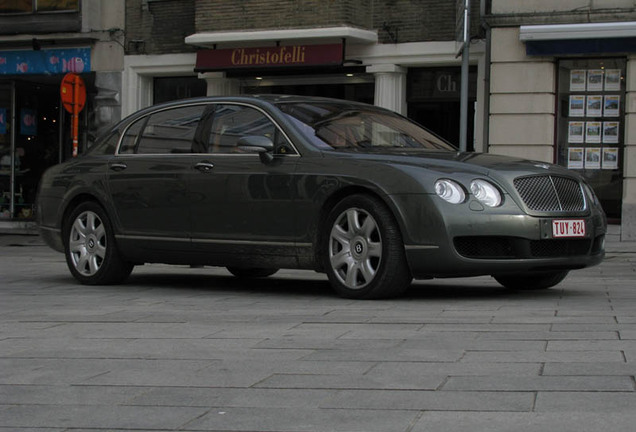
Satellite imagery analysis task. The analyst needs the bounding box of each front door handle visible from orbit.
[109,162,128,171]
[194,161,214,172]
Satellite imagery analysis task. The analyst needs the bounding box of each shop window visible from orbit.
[153,77,207,105]
[0,81,61,220]
[0,0,80,34]
[0,0,78,14]
[36,0,78,12]
[407,66,477,150]
[556,58,625,220]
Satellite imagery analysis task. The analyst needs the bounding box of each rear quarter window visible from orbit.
[85,131,119,156]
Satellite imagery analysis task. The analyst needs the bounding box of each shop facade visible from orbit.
[122,0,486,152]
[0,0,125,231]
[486,0,636,240]
[123,32,487,153]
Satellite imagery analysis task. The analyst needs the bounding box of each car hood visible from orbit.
[329,148,575,179]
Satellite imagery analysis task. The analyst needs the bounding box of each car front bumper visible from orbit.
[392,193,607,279]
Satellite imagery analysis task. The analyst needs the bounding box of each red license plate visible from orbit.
[552,219,586,238]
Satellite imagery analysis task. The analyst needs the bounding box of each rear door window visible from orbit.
[119,104,207,154]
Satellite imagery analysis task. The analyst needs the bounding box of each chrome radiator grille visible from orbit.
[513,175,586,212]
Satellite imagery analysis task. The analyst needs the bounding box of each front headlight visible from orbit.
[435,179,466,204]
[583,182,600,207]
[470,179,502,207]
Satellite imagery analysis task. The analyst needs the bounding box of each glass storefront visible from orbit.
[556,58,625,220]
[0,78,81,220]
[0,82,15,218]
[152,75,375,106]
[153,76,207,105]
[407,66,477,150]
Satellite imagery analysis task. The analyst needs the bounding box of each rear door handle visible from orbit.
[109,162,128,171]
[194,161,214,172]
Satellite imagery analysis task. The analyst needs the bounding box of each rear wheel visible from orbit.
[323,194,412,299]
[493,270,569,290]
[227,267,278,278]
[64,201,133,285]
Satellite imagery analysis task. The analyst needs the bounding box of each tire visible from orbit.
[493,270,569,290]
[323,194,412,299]
[227,267,279,278]
[64,201,133,285]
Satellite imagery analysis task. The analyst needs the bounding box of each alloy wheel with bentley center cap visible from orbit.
[69,210,106,277]
[329,207,382,290]
[324,194,412,299]
[64,201,133,285]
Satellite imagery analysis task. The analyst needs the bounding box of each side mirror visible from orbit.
[237,136,275,163]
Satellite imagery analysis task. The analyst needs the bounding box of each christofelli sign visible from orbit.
[195,44,343,71]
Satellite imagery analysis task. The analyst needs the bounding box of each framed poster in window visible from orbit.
[605,70,621,91]
[602,147,619,170]
[586,96,602,117]
[570,70,586,91]
[604,95,620,117]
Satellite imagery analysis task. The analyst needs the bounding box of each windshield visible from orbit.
[276,102,456,151]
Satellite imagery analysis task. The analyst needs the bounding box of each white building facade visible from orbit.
[486,0,636,240]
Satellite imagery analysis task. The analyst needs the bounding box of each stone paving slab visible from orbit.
[0,405,209,430]
[410,412,636,432]
[442,375,634,391]
[535,391,636,412]
[185,407,420,432]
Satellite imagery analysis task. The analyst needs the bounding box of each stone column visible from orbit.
[198,72,240,96]
[367,64,407,115]
[488,27,556,162]
[622,57,636,240]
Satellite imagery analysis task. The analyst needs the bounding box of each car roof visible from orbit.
[133,94,378,115]
[114,95,384,132]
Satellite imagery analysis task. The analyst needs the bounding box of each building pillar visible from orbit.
[198,72,240,96]
[488,27,556,162]
[367,64,407,115]
[622,57,636,240]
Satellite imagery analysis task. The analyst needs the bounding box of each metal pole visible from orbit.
[9,81,16,218]
[459,0,470,152]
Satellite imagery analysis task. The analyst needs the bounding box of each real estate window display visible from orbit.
[556,58,626,221]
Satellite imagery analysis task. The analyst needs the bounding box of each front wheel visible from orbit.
[323,194,412,299]
[64,201,133,285]
[493,270,569,290]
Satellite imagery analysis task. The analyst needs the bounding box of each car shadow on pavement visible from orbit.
[120,271,338,298]
[126,273,514,300]
[38,267,565,301]
[402,280,564,301]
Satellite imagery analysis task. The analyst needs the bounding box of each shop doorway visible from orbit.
[0,80,62,220]
[408,100,474,150]
[407,66,477,150]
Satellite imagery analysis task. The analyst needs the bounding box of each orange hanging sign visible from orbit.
[60,73,86,157]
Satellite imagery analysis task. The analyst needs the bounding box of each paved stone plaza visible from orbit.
[0,234,635,431]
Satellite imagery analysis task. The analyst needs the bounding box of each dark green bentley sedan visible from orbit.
[36,95,606,299]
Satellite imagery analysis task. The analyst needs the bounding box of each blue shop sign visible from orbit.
[0,48,91,75]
